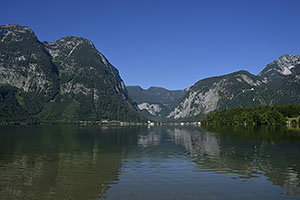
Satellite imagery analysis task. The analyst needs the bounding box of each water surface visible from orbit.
[0,125,300,199]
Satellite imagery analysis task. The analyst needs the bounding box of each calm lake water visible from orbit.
[0,125,300,200]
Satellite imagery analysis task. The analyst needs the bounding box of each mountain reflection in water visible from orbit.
[167,127,300,195]
[0,126,300,199]
[0,126,140,199]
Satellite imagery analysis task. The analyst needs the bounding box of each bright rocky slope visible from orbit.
[127,86,186,120]
[168,54,300,120]
[0,24,145,123]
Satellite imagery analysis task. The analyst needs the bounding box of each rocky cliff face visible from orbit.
[168,55,300,120]
[43,36,127,98]
[258,54,300,82]
[0,24,59,119]
[0,24,59,98]
[0,24,144,122]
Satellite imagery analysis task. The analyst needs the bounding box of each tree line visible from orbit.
[201,104,300,126]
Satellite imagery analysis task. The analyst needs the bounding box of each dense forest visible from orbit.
[201,104,300,126]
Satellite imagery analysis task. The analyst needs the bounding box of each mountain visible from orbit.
[258,54,300,105]
[168,54,300,120]
[127,86,186,120]
[0,24,145,123]
[0,24,60,120]
[258,54,300,84]
[1,24,298,123]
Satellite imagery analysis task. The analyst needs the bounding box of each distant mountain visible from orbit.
[0,24,145,123]
[127,86,186,120]
[168,54,300,120]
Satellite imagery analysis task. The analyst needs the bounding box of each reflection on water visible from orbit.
[0,126,300,199]
[0,126,141,199]
[169,128,220,157]
[167,127,300,195]
[138,129,161,147]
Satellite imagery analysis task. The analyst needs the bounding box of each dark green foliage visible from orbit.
[0,84,54,121]
[201,104,300,126]
[0,85,25,121]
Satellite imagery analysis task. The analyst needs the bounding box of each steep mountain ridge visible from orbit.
[168,54,300,120]
[0,24,144,122]
[0,24,59,97]
[0,24,60,120]
[259,54,300,78]
[267,63,300,105]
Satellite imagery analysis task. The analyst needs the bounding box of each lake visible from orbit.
[0,125,300,200]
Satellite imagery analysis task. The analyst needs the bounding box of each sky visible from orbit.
[1,0,300,90]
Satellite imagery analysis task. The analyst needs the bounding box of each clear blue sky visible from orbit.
[1,0,299,90]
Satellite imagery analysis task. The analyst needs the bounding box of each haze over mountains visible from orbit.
[0,24,299,123]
